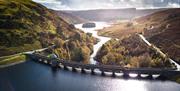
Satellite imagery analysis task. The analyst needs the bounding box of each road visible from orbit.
[138,34,180,71]
[0,45,55,59]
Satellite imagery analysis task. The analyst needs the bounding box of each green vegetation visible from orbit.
[0,0,96,64]
[0,54,25,65]
[53,33,95,64]
[136,9,180,63]
[98,21,144,39]
[98,8,180,64]
[95,34,173,68]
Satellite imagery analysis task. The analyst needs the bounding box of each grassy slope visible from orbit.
[98,8,180,63]
[0,54,25,65]
[98,21,144,39]
[96,8,179,83]
[95,35,173,68]
[0,0,96,64]
[136,8,180,63]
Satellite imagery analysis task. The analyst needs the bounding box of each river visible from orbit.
[0,22,179,91]
[75,22,111,64]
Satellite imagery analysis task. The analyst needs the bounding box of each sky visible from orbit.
[33,0,180,10]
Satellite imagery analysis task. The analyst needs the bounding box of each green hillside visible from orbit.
[98,8,180,64]
[136,8,180,63]
[0,0,96,63]
[95,35,173,68]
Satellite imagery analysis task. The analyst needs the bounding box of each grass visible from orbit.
[0,0,96,64]
[0,53,21,60]
[98,21,144,39]
[0,40,42,57]
[0,54,26,66]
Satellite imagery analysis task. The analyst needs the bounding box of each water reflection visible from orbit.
[94,77,180,91]
[0,61,179,91]
[109,79,146,91]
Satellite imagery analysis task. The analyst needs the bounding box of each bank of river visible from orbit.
[75,22,111,64]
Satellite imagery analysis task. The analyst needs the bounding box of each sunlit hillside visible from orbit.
[0,0,180,90]
[98,8,180,63]
[0,0,96,63]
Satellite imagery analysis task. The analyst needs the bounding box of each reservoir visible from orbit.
[0,61,180,91]
[0,22,179,91]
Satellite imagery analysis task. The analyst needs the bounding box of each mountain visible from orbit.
[55,10,87,24]
[98,8,180,63]
[65,8,165,22]
[0,0,96,63]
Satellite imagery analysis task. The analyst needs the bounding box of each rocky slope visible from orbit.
[0,0,96,63]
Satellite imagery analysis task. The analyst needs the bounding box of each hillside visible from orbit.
[65,8,165,22]
[0,0,96,63]
[55,11,87,24]
[95,35,173,68]
[136,8,180,63]
[98,21,144,39]
[98,8,180,63]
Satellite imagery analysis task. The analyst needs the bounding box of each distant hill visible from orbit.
[55,11,87,24]
[0,0,96,63]
[65,8,165,22]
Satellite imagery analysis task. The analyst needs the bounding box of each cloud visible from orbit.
[33,0,180,10]
[32,0,71,10]
[168,2,180,8]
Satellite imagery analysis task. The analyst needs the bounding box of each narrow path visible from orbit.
[0,45,55,59]
[138,34,180,71]
[0,45,55,68]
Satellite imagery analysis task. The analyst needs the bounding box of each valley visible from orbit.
[0,0,179,89]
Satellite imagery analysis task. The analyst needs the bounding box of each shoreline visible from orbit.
[0,60,26,68]
[75,22,111,64]
[0,46,54,68]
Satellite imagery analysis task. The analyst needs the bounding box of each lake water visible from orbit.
[0,61,179,91]
[0,22,179,91]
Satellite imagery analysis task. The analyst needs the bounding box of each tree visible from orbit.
[54,38,64,48]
